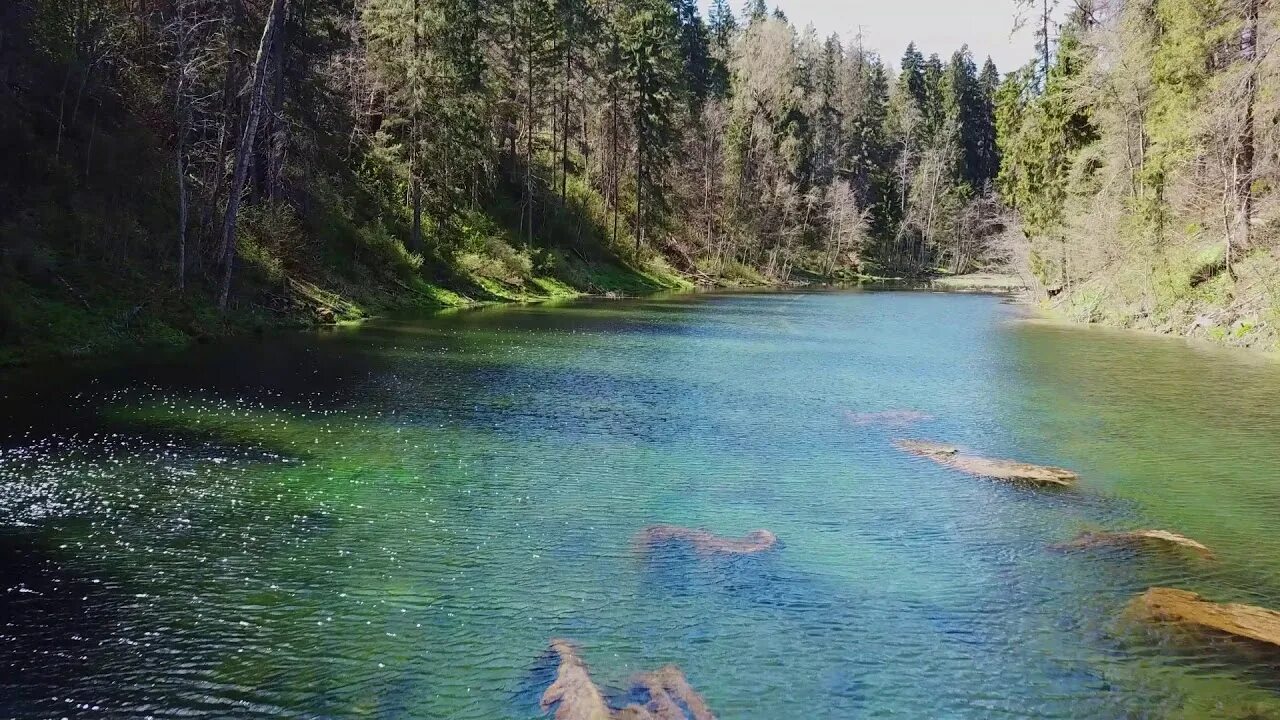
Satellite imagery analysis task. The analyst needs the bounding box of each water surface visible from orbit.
[3,291,1280,718]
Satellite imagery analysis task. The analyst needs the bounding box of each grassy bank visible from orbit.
[0,202,695,367]
[1034,247,1280,354]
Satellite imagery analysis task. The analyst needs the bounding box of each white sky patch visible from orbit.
[702,0,1062,75]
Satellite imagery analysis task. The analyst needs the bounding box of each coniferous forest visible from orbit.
[1,0,1277,359]
[0,0,1006,360]
[8,5,1280,717]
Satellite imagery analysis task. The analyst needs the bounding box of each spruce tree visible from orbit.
[898,43,926,112]
[975,57,1000,190]
[623,0,684,250]
[671,0,712,112]
[707,0,737,52]
[943,45,984,191]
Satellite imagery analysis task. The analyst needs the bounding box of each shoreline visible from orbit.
[8,270,1272,369]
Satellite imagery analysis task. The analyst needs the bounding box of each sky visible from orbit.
[702,0,1042,75]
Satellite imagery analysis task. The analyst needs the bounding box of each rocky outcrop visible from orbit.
[635,525,778,555]
[894,439,1077,487]
[1128,588,1280,649]
[1057,530,1212,558]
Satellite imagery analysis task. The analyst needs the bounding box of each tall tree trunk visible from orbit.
[561,18,572,204]
[178,139,188,291]
[1041,0,1051,86]
[267,0,289,202]
[703,130,714,248]
[174,0,192,290]
[1231,0,1258,277]
[218,0,289,312]
[611,91,619,245]
[526,28,535,246]
[408,0,422,253]
[608,0,619,247]
[635,125,644,253]
[411,171,423,253]
[55,63,74,162]
[212,0,244,266]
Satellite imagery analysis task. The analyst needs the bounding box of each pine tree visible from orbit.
[671,0,712,112]
[623,0,684,250]
[943,45,985,191]
[707,0,736,52]
[975,57,1000,189]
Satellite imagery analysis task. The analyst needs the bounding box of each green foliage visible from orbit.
[1,0,1017,363]
[996,0,1278,350]
[996,30,1097,246]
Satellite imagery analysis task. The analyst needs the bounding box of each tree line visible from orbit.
[996,0,1277,335]
[1,0,1013,315]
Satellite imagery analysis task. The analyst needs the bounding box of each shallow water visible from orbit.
[3,291,1280,719]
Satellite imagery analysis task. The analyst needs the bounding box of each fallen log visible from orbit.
[635,525,778,555]
[541,639,614,720]
[894,439,1077,487]
[844,409,934,427]
[1129,588,1280,649]
[1057,530,1212,558]
[540,641,718,720]
[629,666,716,720]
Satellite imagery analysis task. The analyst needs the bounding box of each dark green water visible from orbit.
[3,291,1280,719]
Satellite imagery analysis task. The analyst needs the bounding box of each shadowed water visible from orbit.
[3,291,1280,718]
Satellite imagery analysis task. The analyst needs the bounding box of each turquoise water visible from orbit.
[3,291,1280,718]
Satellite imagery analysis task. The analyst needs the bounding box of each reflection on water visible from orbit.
[3,291,1280,718]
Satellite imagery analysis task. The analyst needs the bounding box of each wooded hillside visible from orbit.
[0,0,1005,361]
[997,0,1280,349]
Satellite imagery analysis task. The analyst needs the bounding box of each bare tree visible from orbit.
[168,0,223,291]
[823,180,869,275]
[218,0,291,311]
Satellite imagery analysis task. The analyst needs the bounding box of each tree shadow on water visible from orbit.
[0,527,139,717]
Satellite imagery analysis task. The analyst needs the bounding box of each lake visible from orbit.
[3,290,1280,719]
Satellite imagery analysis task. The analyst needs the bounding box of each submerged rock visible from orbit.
[894,439,1077,487]
[1057,529,1212,557]
[619,665,717,720]
[539,641,717,720]
[844,409,935,427]
[894,440,959,457]
[1129,588,1280,649]
[635,525,778,555]
[542,639,614,720]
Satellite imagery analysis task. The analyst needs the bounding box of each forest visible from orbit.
[1,0,1276,359]
[999,0,1279,348]
[0,0,1004,360]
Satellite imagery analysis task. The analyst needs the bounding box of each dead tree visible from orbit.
[218,0,290,311]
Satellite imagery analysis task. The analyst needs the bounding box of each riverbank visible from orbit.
[0,268,1025,368]
[1042,259,1280,354]
[0,242,697,367]
[953,260,1279,354]
[1018,271,1280,356]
